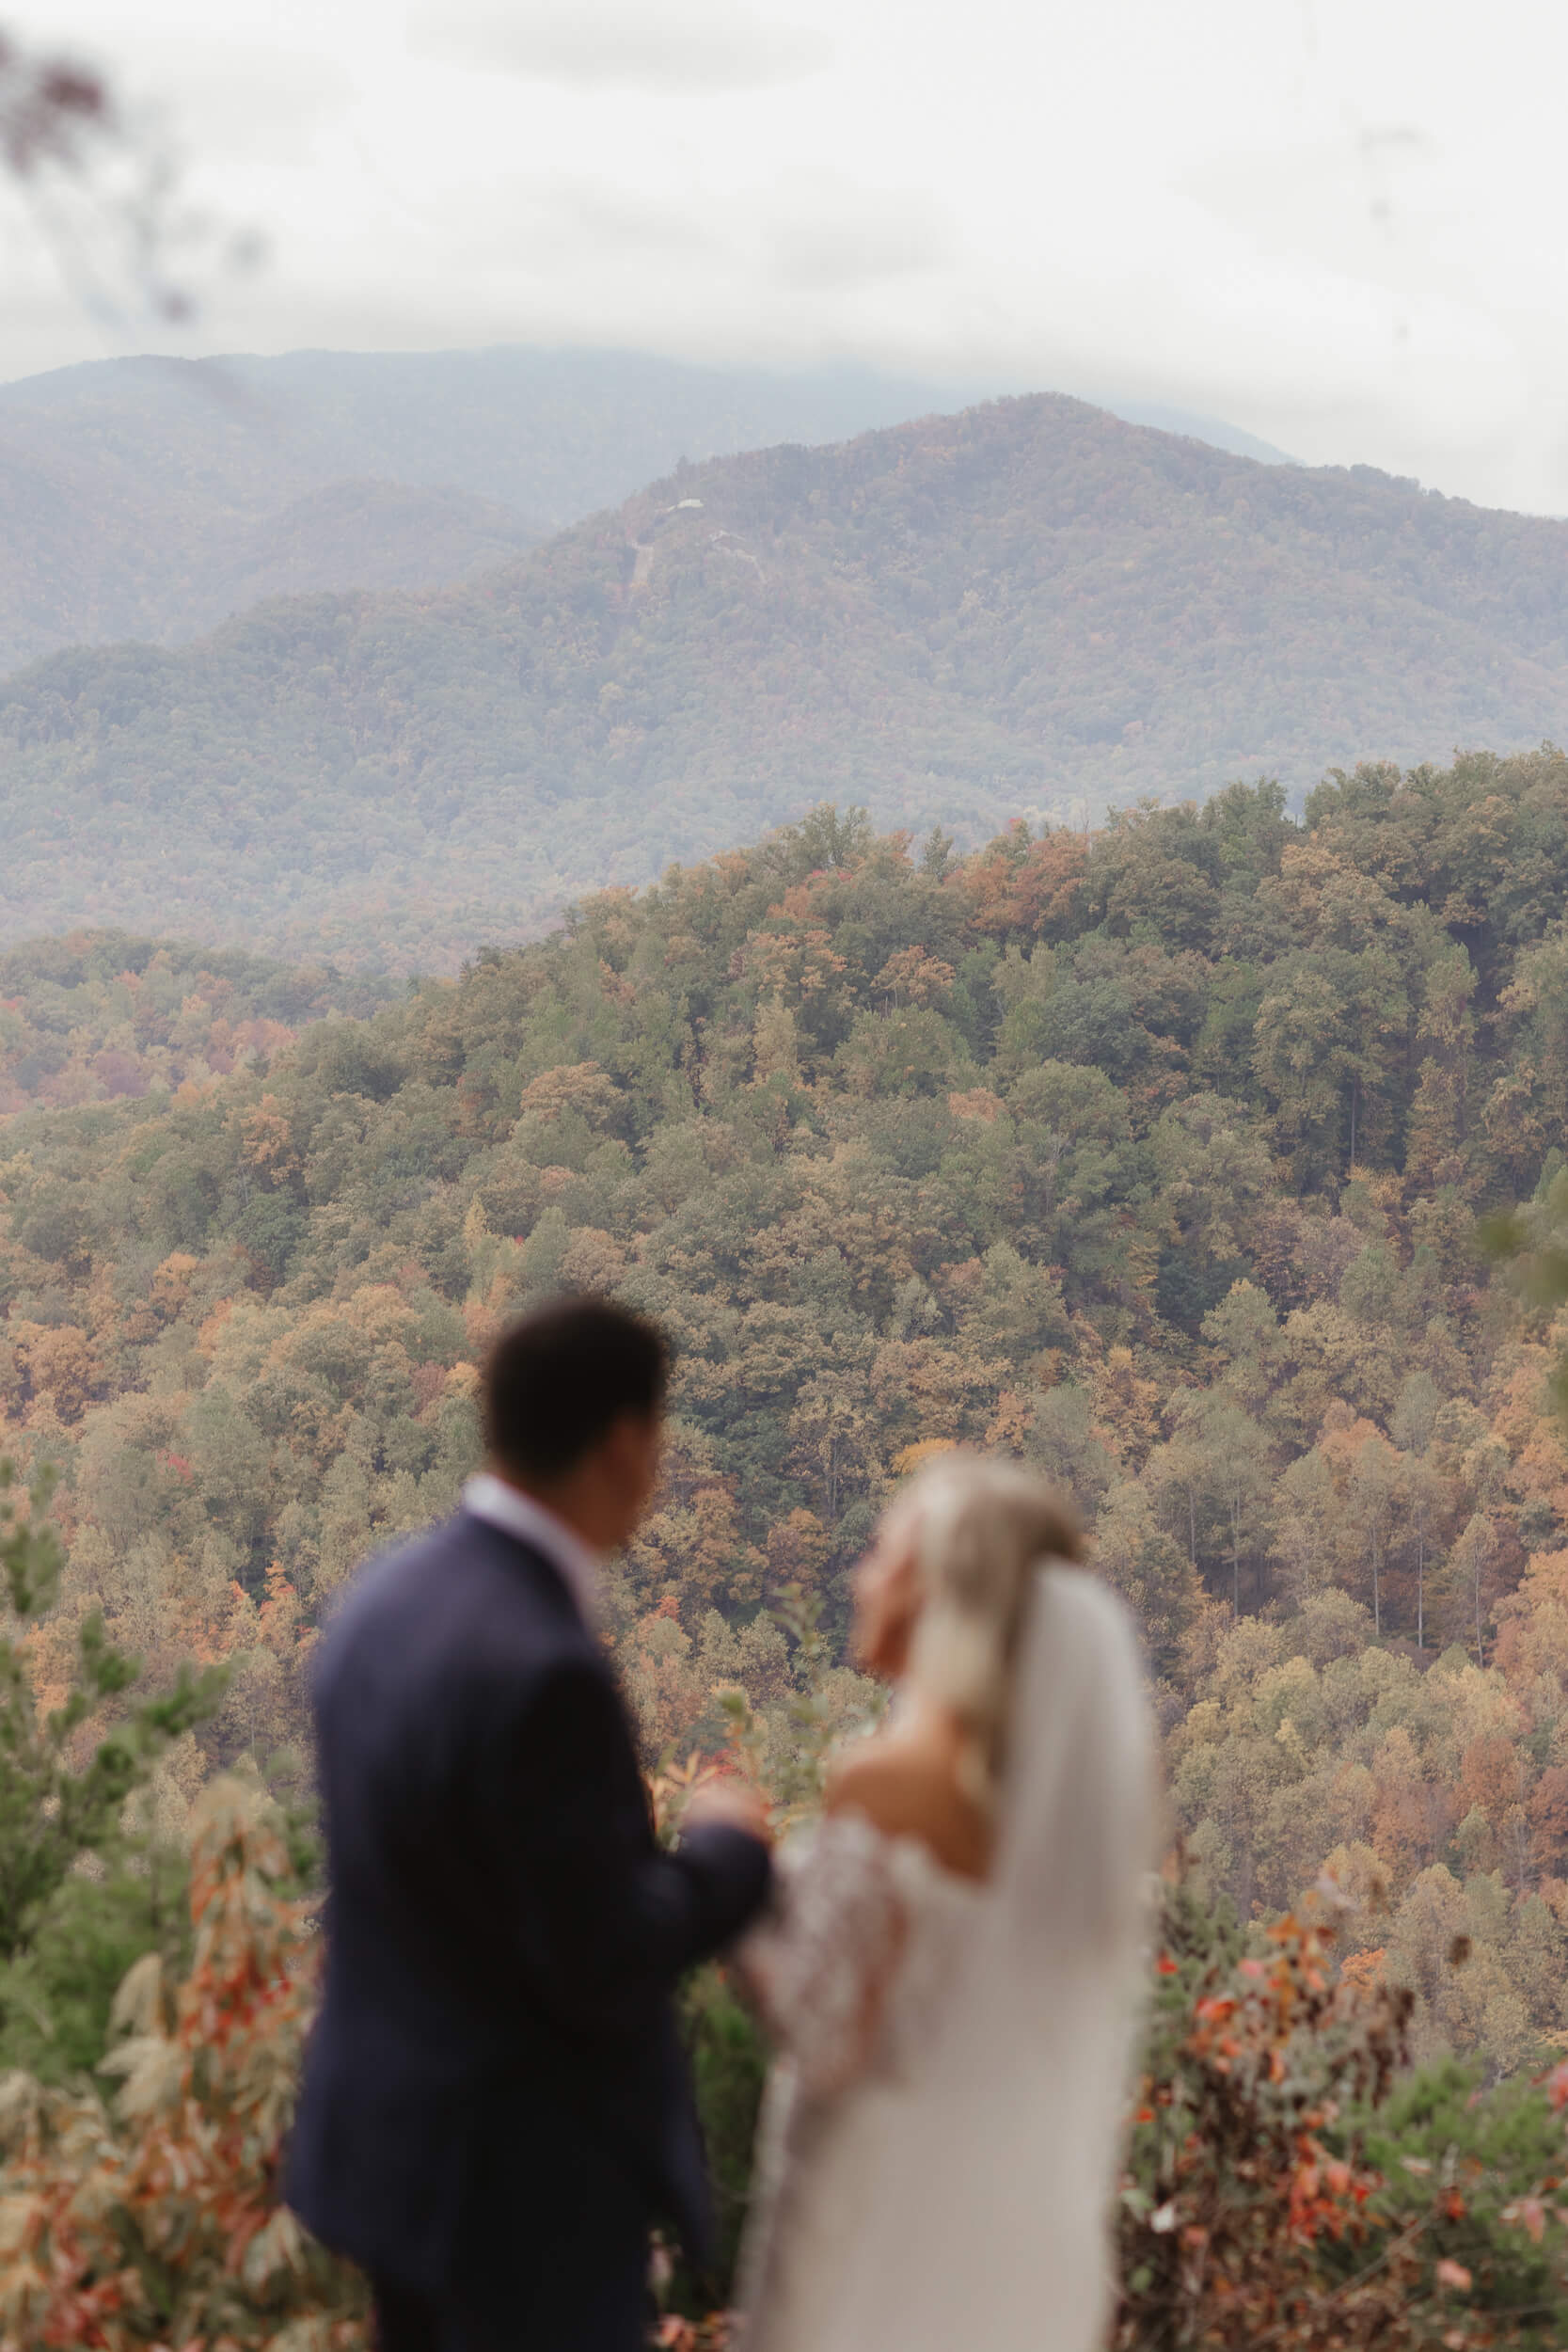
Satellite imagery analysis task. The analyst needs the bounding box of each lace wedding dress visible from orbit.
[734,1568,1156,2352]
[736,1811,987,2352]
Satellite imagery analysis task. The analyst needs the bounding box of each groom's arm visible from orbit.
[498,1660,771,2041]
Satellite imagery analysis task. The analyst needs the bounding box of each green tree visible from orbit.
[1090,1481,1204,1678]
[0,1460,221,2012]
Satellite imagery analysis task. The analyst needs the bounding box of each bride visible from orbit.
[735,1454,1156,2352]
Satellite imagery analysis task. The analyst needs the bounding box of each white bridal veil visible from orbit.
[816,1566,1156,2352]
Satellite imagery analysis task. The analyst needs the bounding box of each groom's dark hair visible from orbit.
[483,1296,671,1482]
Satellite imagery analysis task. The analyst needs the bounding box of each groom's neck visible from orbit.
[488,1457,597,1544]
[486,1406,660,1552]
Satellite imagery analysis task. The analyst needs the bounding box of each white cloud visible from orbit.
[416,0,833,91]
[755,174,950,290]
[6,0,1568,512]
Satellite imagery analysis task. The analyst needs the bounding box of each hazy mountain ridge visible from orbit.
[0,345,1288,675]
[2,389,1563,969]
[0,347,968,673]
[0,439,542,674]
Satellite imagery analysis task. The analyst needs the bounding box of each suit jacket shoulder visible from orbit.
[314,1509,604,1729]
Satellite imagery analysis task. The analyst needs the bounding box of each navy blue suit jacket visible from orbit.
[288,1508,770,2312]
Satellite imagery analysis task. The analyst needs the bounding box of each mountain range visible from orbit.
[0,344,1291,678]
[1,382,1563,970]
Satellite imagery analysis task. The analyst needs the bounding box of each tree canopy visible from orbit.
[8,756,1568,2058]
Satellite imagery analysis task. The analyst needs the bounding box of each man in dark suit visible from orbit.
[289,1297,773,2352]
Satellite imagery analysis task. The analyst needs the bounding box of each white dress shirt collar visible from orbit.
[462,1471,602,1627]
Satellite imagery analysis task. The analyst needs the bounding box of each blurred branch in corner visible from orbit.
[0,20,262,329]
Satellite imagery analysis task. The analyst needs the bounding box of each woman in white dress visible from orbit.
[736,1454,1156,2352]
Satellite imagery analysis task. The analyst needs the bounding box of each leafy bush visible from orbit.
[0,1857,191,2087]
[0,1777,365,2351]
[1359,2058,1568,2342]
[1117,1880,1568,2350]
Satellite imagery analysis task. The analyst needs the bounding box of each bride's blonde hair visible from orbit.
[892,1454,1082,1807]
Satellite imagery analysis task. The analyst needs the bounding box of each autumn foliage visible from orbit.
[1123,1897,1425,2350]
[14,776,1568,2055]
[5,1766,1568,2348]
[12,770,1568,2337]
[1117,1883,1568,2350]
[0,1780,365,2352]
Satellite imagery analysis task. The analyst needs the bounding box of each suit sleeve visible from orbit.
[499,1660,771,2041]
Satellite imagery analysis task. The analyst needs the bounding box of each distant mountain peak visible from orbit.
[1092,397,1296,467]
[0,343,1297,676]
[0,385,1563,970]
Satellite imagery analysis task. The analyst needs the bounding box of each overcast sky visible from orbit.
[7,0,1567,512]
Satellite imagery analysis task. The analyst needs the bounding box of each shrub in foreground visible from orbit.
[1117,1881,1568,2349]
[0,1780,365,2352]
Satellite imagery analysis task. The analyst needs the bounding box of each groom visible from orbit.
[289,1297,773,2352]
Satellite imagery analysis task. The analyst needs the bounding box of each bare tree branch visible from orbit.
[0,23,260,326]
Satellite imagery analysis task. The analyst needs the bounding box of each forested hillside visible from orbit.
[0,346,1288,675]
[7,749,1568,2069]
[4,394,1564,969]
[0,349,959,675]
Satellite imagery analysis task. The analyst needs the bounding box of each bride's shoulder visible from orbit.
[825,1736,908,1820]
[825,1738,990,1883]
